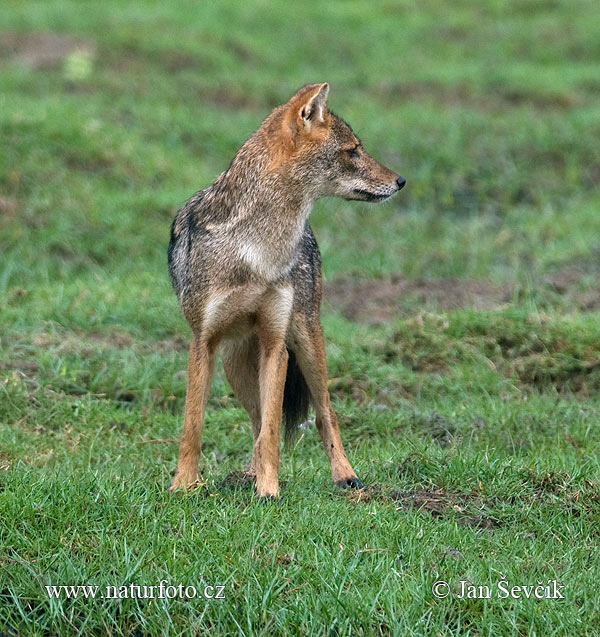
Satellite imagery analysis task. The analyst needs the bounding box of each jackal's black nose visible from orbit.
[396,176,406,190]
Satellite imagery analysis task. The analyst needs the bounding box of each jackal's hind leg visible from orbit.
[170,337,216,491]
[221,336,261,479]
[292,321,363,489]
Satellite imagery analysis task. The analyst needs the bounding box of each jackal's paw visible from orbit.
[336,477,365,490]
[255,482,279,500]
[257,494,277,505]
[255,489,279,500]
[168,474,200,492]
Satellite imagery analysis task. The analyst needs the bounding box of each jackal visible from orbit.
[168,83,405,498]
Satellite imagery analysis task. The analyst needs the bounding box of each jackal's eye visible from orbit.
[347,147,360,159]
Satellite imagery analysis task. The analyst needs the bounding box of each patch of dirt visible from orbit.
[516,468,600,507]
[103,45,206,79]
[219,470,255,489]
[325,267,600,325]
[0,197,18,220]
[29,330,189,354]
[0,31,95,69]
[544,265,600,311]
[0,453,11,471]
[375,311,600,393]
[372,316,466,373]
[0,359,39,377]
[500,87,581,110]
[87,330,132,348]
[225,40,256,64]
[519,468,568,497]
[369,483,597,521]
[328,375,371,405]
[467,314,600,393]
[377,81,584,112]
[348,484,500,530]
[512,354,600,392]
[200,87,261,110]
[160,50,203,72]
[325,276,512,324]
[62,152,114,175]
[348,472,600,529]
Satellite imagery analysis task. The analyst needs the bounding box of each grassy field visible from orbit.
[2,0,600,634]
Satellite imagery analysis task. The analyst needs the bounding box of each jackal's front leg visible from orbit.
[170,337,216,491]
[252,287,294,498]
[253,341,288,498]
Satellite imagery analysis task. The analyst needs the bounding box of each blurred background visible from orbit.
[2,0,600,328]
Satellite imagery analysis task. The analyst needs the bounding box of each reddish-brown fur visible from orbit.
[168,83,405,497]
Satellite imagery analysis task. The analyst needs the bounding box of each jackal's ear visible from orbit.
[299,83,329,129]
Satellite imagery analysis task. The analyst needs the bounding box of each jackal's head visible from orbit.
[274,83,406,202]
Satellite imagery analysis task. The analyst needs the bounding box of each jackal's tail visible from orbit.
[282,349,310,444]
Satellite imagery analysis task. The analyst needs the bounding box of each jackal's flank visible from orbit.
[168,83,405,498]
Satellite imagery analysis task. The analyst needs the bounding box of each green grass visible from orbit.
[2,0,600,634]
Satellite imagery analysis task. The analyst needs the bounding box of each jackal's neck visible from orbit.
[206,133,315,280]
[211,132,316,225]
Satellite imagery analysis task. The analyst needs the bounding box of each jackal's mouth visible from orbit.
[351,189,392,202]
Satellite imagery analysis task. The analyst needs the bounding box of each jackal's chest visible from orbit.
[200,283,294,343]
[236,240,298,281]
[233,205,310,282]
